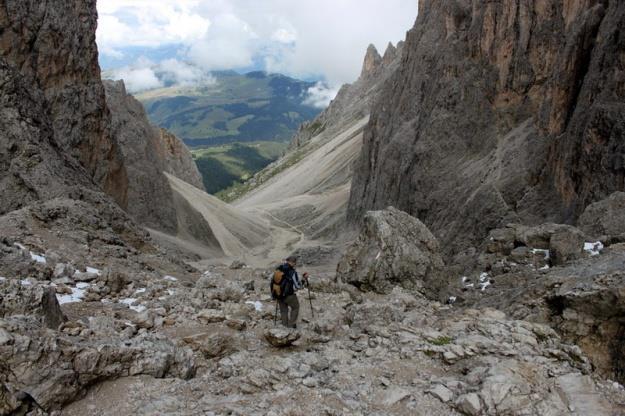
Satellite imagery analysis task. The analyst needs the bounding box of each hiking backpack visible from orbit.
[271,268,285,299]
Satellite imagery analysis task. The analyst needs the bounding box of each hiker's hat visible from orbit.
[286,255,297,264]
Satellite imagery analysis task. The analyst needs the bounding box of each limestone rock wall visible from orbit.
[156,128,205,191]
[0,0,128,207]
[103,80,177,232]
[348,0,625,254]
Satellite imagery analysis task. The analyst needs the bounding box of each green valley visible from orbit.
[136,71,321,147]
[191,141,288,195]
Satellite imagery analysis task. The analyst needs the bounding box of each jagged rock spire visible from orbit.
[382,42,397,66]
[360,44,382,79]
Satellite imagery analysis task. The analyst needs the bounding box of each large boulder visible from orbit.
[0,281,66,330]
[264,328,300,347]
[578,192,625,238]
[336,207,445,298]
[485,223,586,266]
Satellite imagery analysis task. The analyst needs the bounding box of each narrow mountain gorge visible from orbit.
[2,0,625,415]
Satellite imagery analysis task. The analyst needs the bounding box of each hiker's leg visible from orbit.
[287,295,299,328]
[278,299,289,327]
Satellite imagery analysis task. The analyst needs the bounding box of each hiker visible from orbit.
[271,256,308,328]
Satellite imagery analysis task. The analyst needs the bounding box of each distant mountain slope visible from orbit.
[232,43,403,241]
[134,71,322,147]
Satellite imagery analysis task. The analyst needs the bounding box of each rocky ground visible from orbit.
[4,206,625,415]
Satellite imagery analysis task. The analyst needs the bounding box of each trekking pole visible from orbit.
[305,274,314,319]
[273,300,278,326]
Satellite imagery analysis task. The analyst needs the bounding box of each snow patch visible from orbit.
[130,304,146,313]
[134,288,146,294]
[480,280,492,291]
[584,241,604,256]
[163,275,178,282]
[448,296,457,304]
[0,277,6,282]
[461,276,468,283]
[531,248,550,259]
[20,279,32,286]
[540,265,550,270]
[30,252,46,264]
[120,298,146,313]
[14,243,26,250]
[86,267,102,275]
[57,284,89,304]
[246,301,263,312]
[479,272,489,282]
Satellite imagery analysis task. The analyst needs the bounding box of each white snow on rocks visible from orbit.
[14,243,26,250]
[246,301,263,312]
[531,248,550,259]
[163,275,178,282]
[30,252,46,264]
[120,298,146,313]
[20,279,32,286]
[57,283,89,304]
[130,305,146,313]
[86,267,101,275]
[0,277,6,282]
[584,241,604,256]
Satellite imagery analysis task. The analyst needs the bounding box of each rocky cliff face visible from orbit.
[104,79,207,232]
[0,0,128,207]
[349,0,625,254]
[0,58,92,215]
[104,80,177,232]
[155,128,205,191]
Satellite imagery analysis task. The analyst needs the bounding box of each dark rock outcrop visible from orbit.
[0,58,92,216]
[348,0,625,254]
[0,0,128,207]
[336,207,445,298]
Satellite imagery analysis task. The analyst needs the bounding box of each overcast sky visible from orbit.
[96,0,418,101]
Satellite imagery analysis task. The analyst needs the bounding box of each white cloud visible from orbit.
[271,28,297,44]
[113,66,163,93]
[100,45,125,60]
[303,82,339,109]
[97,0,209,49]
[108,58,216,93]
[187,13,257,71]
[157,59,215,86]
[97,1,418,85]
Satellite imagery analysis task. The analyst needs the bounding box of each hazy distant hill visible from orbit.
[134,71,322,147]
